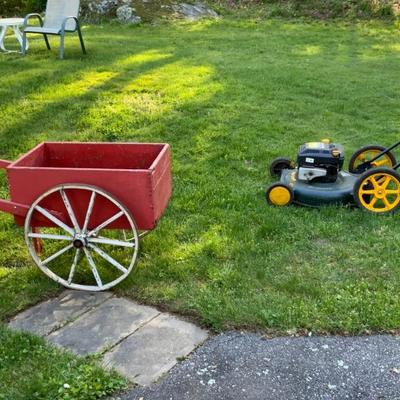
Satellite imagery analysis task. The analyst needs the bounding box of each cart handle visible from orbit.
[0,159,11,169]
[0,199,30,218]
[0,198,65,220]
[0,159,63,220]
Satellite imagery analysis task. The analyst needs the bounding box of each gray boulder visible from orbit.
[116,4,142,23]
[80,0,218,22]
[172,2,219,20]
[85,0,118,15]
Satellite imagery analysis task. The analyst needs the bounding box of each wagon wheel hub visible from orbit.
[73,236,87,249]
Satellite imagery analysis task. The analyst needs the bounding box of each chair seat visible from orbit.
[24,26,61,34]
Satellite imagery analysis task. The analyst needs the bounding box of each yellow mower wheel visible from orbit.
[354,168,400,214]
[266,183,293,206]
[349,145,396,174]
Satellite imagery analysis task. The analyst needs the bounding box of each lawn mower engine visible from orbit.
[267,139,357,208]
[297,141,345,183]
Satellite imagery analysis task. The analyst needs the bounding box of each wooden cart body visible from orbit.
[0,142,172,231]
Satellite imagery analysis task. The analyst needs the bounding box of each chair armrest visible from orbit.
[61,16,80,33]
[23,13,44,28]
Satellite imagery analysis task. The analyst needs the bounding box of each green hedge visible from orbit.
[217,0,397,18]
[0,0,46,17]
[267,0,395,18]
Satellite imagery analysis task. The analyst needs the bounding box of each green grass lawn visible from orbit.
[1,17,400,398]
[0,325,127,400]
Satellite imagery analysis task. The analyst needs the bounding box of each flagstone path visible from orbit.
[8,290,208,386]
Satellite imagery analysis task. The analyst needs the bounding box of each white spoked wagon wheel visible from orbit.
[24,184,139,291]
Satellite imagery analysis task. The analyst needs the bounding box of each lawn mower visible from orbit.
[266,139,400,214]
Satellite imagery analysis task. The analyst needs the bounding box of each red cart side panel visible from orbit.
[7,142,172,231]
[151,146,173,225]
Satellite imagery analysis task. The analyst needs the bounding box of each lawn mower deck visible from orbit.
[279,168,357,207]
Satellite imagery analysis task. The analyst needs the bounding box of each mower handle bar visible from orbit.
[358,140,400,171]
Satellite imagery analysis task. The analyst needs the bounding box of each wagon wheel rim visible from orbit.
[24,184,139,291]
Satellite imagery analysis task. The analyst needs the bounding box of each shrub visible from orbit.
[216,0,398,18]
[283,0,396,18]
[0,0,46,17]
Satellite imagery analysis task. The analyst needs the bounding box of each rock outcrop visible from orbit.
[80,0,219,23]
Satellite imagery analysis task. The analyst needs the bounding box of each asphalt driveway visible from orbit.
[120,332,400,400]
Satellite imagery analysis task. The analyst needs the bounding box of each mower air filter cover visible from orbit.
[297,142,345,170]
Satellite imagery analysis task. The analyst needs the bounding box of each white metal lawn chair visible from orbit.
[22,0,86,59]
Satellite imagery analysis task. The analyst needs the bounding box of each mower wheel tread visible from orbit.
[269,157,294,178]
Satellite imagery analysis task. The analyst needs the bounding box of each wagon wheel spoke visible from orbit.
[60,189,81,233]
[83,191,96,233]
[88,243,128,274]
[83,247,103,288]
[28,233,72,241]
[35,205,75,236]
[41,243,74,265]
[68,248,81,285]
[87,211,124,237]
[89,236,135,248]
[124,230,138,241]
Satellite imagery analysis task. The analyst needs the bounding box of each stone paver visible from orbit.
[47,297,160,355]
[103,313,209,385]
[8,290,112,336]
[8,291,209,386]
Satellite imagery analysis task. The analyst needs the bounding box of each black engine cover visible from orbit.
[297,142,345,182]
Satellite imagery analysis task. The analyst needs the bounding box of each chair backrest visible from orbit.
[44,0,80,31]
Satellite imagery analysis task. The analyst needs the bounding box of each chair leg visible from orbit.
[59,32,65,59]
[77,25,86,55]
[0,26,8,52]
[43,34,51,50]
[22,32,27,55]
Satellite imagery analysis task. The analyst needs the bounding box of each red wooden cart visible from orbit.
[0,142,172,291]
